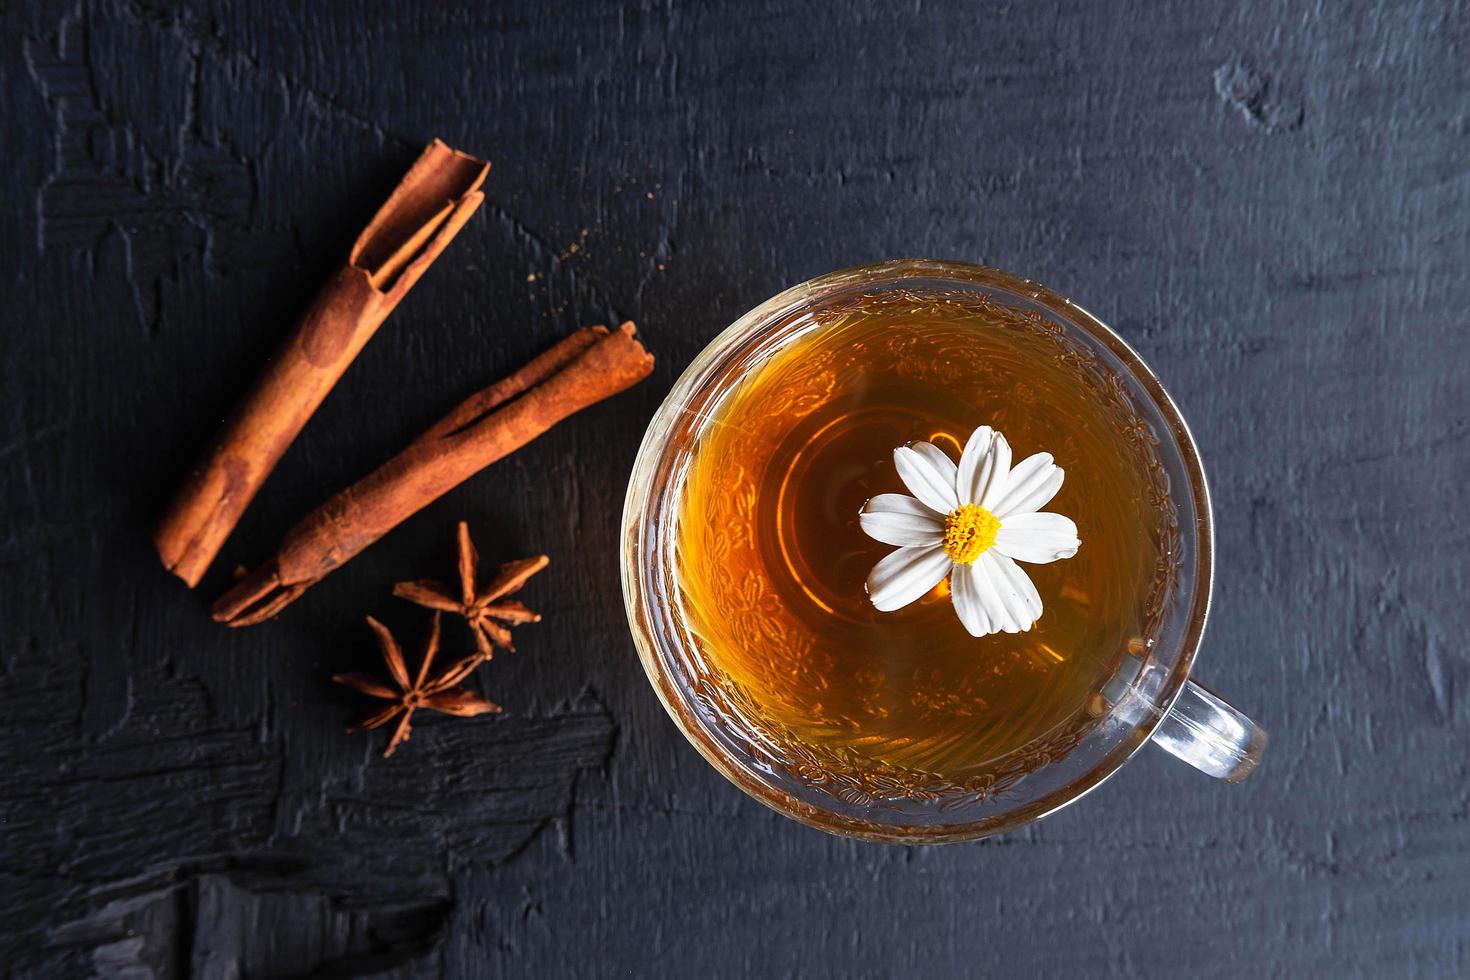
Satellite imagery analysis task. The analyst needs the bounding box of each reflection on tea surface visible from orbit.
[675,290,1171,778]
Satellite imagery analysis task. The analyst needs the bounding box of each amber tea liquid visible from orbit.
[673,290,1169,779]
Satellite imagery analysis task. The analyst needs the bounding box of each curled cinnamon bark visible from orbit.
[213,322,654,626]
[155,139,490,587]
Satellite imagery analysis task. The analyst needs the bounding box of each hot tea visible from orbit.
[673,289,1171,780]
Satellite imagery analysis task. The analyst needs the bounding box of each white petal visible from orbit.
[958,426,1011,509]
[964,552,1021,634]
[990,453,1064,518]
[893,444,960,514]
[950,562,993,637]
[867,545,952,612]
[984,552,1044,630]
[864,492,942,519]
[994,512,1080,564]
[912,441,959,491]
[956,426,992,480]
[859,495,945,546]
[981,434,1014,510]
[863,491,944,518]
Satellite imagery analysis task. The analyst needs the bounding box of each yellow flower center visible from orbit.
[943,504,1000,564]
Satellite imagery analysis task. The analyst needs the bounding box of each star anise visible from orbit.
[393,521,547,658]
[333,612,500,757]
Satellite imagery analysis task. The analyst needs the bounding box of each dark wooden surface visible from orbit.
[3,1,1467,977]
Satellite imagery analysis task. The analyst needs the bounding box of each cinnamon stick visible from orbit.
[212,322,655,627]
[155,139,490,587]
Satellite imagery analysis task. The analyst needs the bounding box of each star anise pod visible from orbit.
[333,612,500,757]
[393,521,547,658]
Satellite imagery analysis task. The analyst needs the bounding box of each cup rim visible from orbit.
[621,259,1215,841]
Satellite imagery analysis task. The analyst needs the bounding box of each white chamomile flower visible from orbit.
[859,425,1080,637]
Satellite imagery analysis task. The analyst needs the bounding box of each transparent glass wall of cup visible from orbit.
[621,260,1266,842]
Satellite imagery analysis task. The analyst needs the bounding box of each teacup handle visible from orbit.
[1148,679,1267,782]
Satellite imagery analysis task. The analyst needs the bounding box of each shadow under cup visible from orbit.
[622,260,1263,842]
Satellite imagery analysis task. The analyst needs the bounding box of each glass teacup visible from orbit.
[622,260,1265,842]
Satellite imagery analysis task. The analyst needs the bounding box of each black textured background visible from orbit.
[3,1,1467,977]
